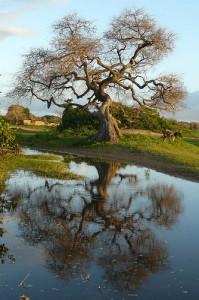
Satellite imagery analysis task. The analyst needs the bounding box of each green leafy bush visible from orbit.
[59,105,99,132]
[0,117,19,155]
[111,103,172,132]
[59,102,183,134]
[134,108,172,131]
[110,102,139,128]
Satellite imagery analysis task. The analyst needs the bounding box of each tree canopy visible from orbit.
[10,8,186,142]
[5,105,32,123]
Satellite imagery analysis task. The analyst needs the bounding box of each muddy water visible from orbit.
[0,157,199,300]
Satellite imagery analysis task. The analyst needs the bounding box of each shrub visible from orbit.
[0,117,19,155]
[59,102,182,134]
[59,105,99,132]
[110,102,139,128]
[134,108,172,131]
[111,103,173,132]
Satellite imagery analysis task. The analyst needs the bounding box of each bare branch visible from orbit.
[8,9,186,142]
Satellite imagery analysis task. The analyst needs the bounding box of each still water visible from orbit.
[0,155,199,300]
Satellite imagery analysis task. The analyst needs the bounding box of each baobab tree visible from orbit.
[10,9,186,142]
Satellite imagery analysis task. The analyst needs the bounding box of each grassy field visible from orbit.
[13,126,199,181]
[0,153,81,191]
[11,124,50,132]
[119,133,199,169]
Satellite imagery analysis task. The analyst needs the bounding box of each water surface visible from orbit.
[0,156,199,300]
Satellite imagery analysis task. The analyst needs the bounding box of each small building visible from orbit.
[23,119,46,126]
[32,120,46,126]
[23,119,32,125]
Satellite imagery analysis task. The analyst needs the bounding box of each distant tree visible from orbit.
[5,105,33,124]
[42,115,60,123]
[10,9,186,142]
[189,122,199,130]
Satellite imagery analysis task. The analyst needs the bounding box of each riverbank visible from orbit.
[0,153,81,190]
[15,128,199,182]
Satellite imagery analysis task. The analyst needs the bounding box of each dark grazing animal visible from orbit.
[162,129,182,141]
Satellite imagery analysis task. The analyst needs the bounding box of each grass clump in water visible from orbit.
[0,153,81,190]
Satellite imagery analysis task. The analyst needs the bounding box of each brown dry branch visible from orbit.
[9,9,186,142]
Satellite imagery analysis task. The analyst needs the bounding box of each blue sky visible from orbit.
[0,0,199,108]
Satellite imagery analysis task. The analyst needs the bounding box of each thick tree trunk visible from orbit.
[90,161,119,215]
[94,97,121,143]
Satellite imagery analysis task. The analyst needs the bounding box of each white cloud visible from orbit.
[0,9,30,41]
[2,0,65,7]
[0,26,32,41]
[0,0,65,41]
[0,11,19,22]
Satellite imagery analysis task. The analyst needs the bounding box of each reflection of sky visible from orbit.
[5,159,198,226]
[69,161,99,180]
[6,160,199,206]
[22,147,46,155]
[1,156,199,300]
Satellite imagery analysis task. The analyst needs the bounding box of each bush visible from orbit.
[59,102,182,135]
[0,117,19,155]
[111,103,173,132]
[134,108,172,131]
[110,102,139,128]
[59,105,99,132]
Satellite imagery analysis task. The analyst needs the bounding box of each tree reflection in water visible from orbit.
[1,161,183,292]
[0,192,19,263]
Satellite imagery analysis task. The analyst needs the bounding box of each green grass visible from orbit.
[118,134,199,171]
[11,124,50,132]
[0,153,81,190]
[15,127,93,148]
[14,126,199,178]
[181,128,199,139]
[185,138,199,147]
